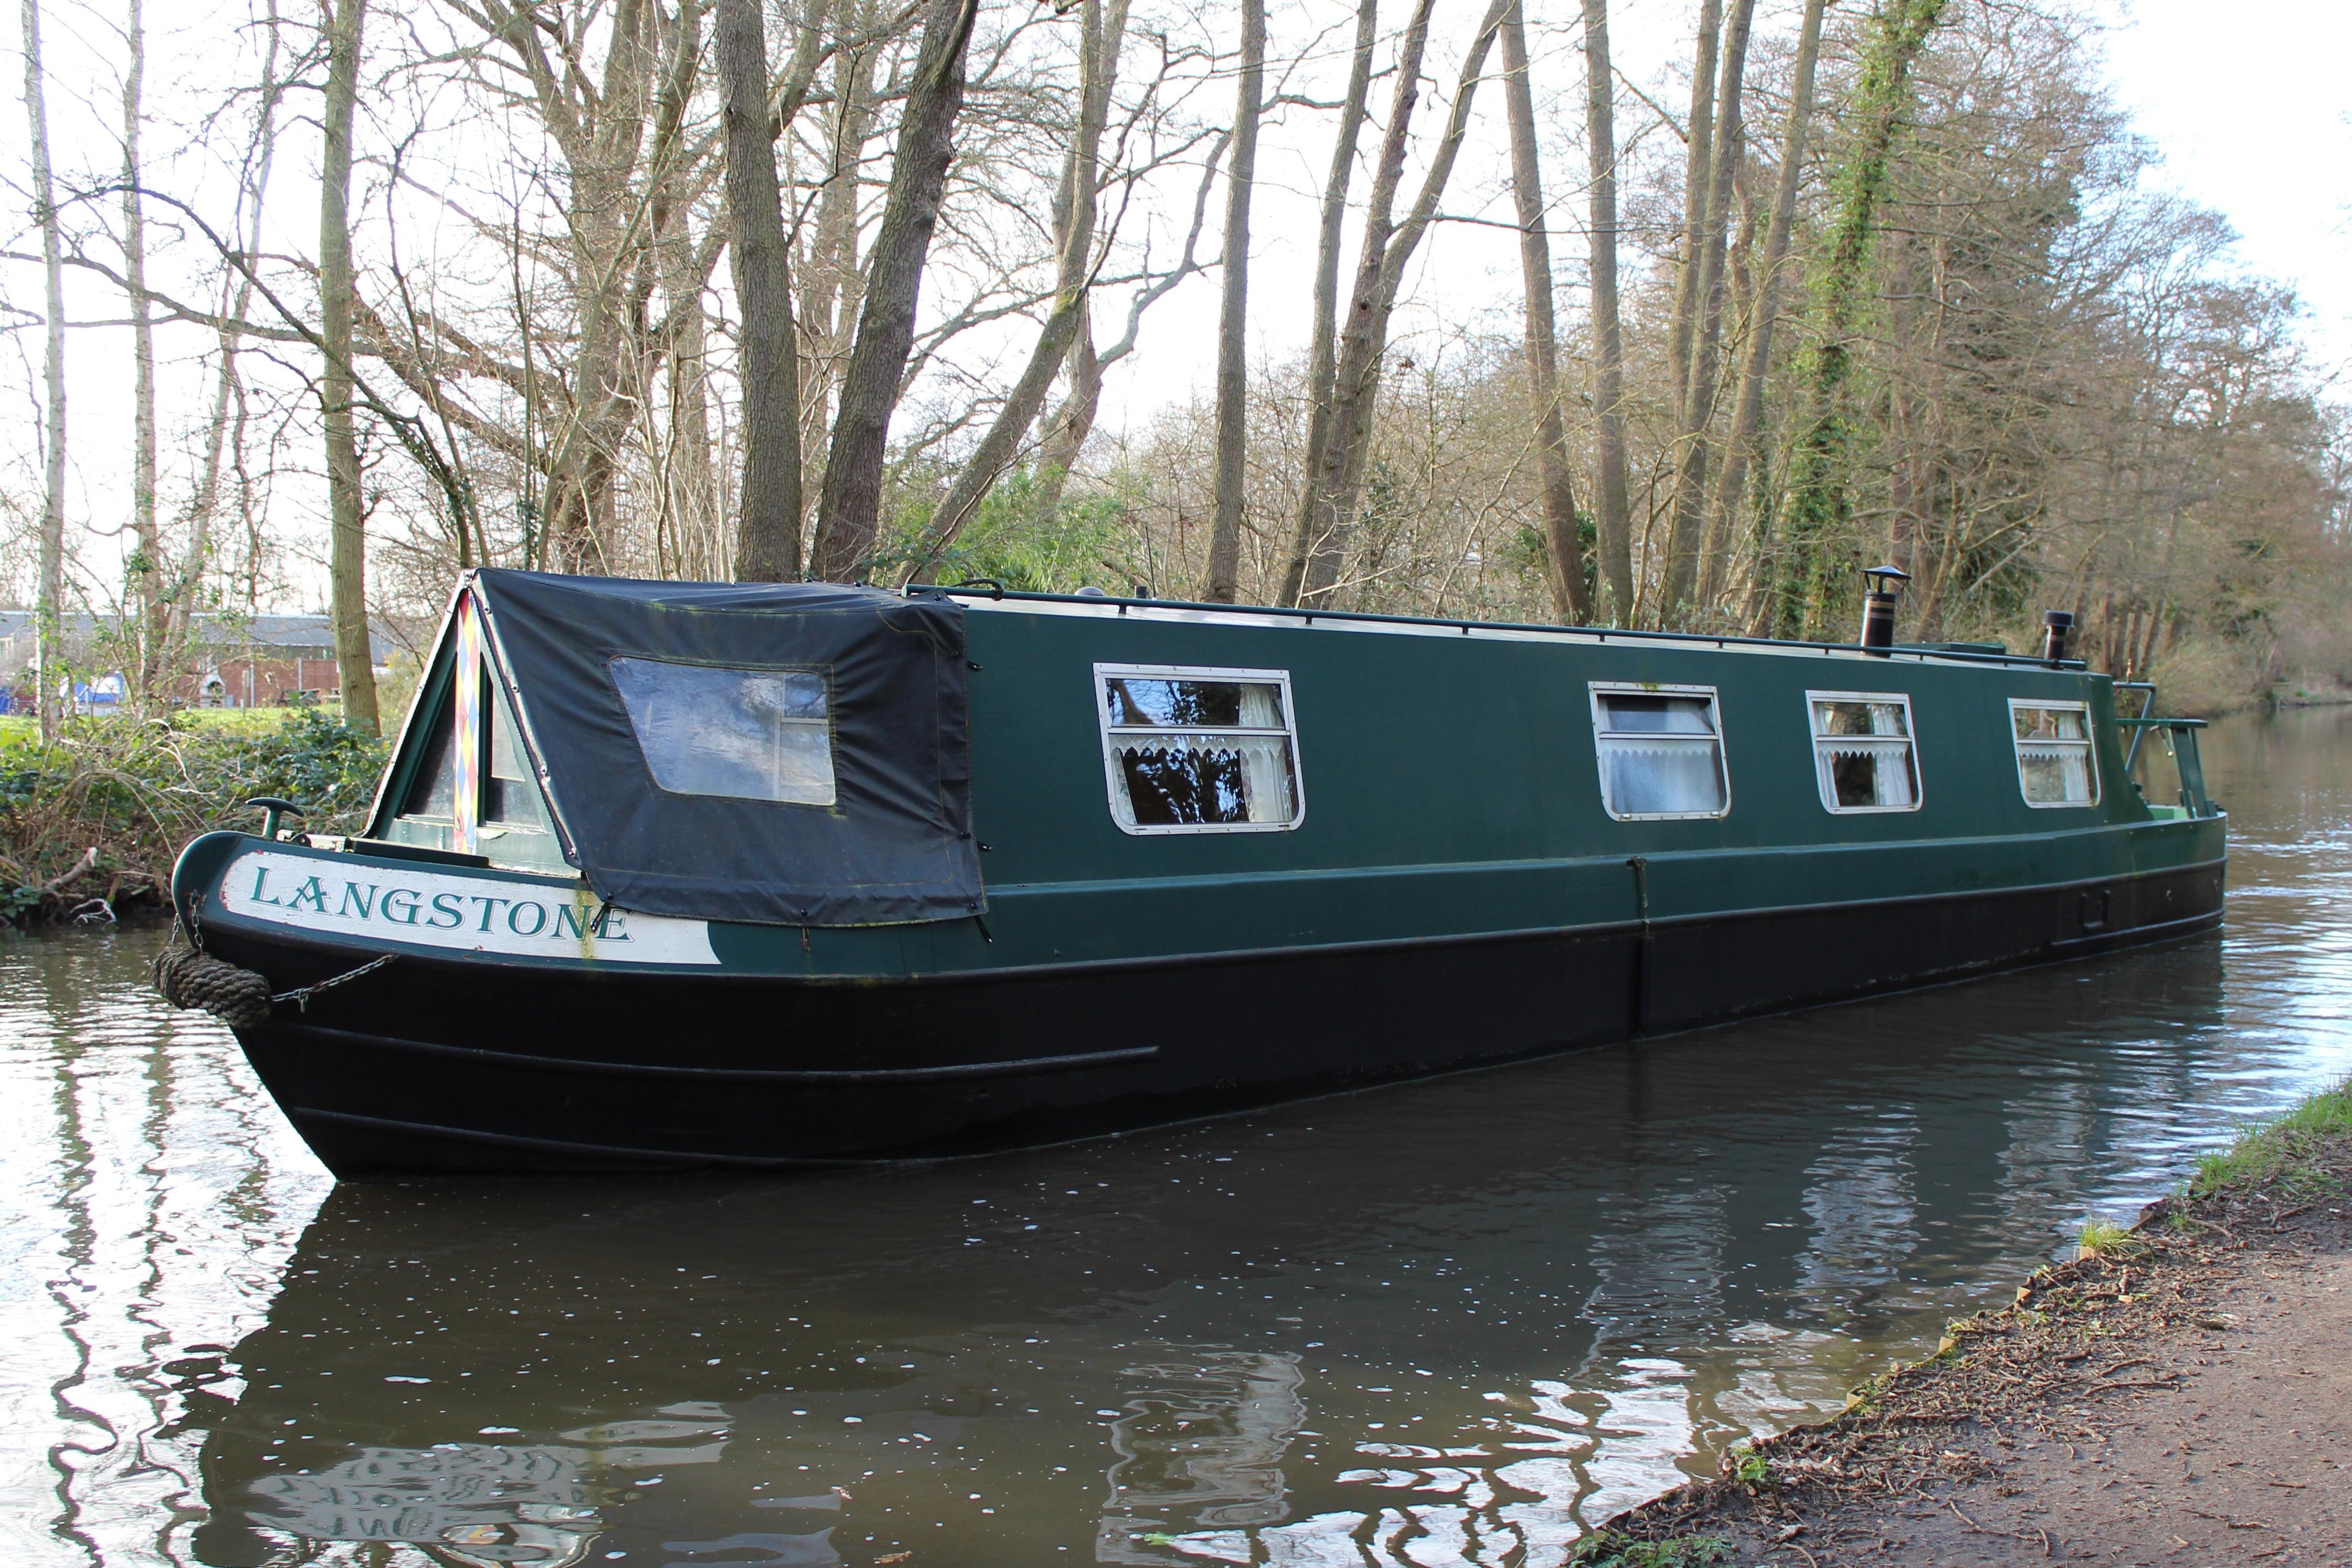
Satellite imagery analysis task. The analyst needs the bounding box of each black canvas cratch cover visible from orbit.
[472,569,981,927]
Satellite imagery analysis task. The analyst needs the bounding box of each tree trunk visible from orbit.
[903,0,1126,582]
[1276,0,1380,608]
[1665,0,1723,416]
[808,0,979,583]
[1027,305,1099,531]
[1294,0,1440,608]
[122,0,164,706]
[522,0,683,576]
[717,0,803,581]
[1704,0,1821,619]
[22,0,65,739]
[1771,0,1947,641]
[1659,0,1755,623]
[1499,0,1588,621]
[320,0,377,732]
[1203,0,1264,605]
[1296,0,1511,608]
[1581,0,1634,622]
[799,2,881,508]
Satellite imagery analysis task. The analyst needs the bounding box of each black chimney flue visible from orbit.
[1859,565,1911,654]
[2040,610,2075,662]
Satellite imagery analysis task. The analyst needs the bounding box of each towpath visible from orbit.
[1585,1132,2352,1565]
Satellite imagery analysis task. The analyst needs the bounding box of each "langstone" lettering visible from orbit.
[215,850,719,965]
[246,862,631,943]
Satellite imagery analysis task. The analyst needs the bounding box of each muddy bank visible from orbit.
[1581,1095,2352,1567]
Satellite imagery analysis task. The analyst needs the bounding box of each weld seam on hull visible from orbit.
[2047,906,2222,951]
[290,1106,863,1168]
[267,1026,1161,1083]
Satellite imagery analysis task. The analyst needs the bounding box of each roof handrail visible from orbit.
[939,584,2085,672]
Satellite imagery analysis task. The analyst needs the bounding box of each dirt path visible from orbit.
[1588,1145,2352,1565]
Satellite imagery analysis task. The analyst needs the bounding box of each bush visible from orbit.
[0,710,389,923]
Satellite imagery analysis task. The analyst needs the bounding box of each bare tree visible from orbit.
[172,8,285,650]
[1200,0,1265,604]
[1665,0,1723,416]
[1275,0,1379,607]
[1293,0,1512,607]
[20,0,67,739]
[808,0,980,582]
[717,0,802,580]
[1699,0,1825,612]
[119,0,165,702]
[903,0,1129,582]
[1581,0,1634,621]
[1660,0,1755,621]
[1499,0,1588,621]
[321,0,378,732]
[798,0,884,510]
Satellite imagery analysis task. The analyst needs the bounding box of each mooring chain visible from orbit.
[270,951,398,1013]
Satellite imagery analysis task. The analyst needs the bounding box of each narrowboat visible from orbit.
[162,568,2224,1175]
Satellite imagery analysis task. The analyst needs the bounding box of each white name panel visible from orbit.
[218,850,719,965]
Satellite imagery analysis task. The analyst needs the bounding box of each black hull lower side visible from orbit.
[214,861,2224,1176]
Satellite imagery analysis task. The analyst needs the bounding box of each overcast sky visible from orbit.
[2101,0,2352,378]
[5,0,2347,610]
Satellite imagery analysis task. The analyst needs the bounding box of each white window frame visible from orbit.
[1095,663,1305,835]
[2008,697,2101,808]
[1806,689,1923,815]
[1587,682,1733,821]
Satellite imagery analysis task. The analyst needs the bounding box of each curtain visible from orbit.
[1600,738,1725,815]
[1238,684,1292,822]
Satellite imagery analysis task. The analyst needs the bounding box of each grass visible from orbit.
[2189,1076,2352,1198]
[1568,1532,1734,1567]
[2076,1218,2150,1259]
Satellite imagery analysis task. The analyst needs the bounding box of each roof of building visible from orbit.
[0,611,407,664]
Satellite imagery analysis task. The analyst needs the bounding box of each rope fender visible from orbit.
[153,939,274,1030]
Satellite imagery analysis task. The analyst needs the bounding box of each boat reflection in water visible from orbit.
[182,934,2243,1566]
[241,1441,610,1566]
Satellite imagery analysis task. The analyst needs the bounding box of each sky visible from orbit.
[4,0,2348,610]
[2099,0,2352,380]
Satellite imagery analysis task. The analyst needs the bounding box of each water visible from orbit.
[4,709,2348,1568]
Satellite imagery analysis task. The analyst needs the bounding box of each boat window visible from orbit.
[401,700,458,821]
[1808,692,1921,813]
[1589,685,1730,819]
[2011,700,2099,806]
[484,679,542,825]
[611,658,836,807]
[1097,664,1302,833]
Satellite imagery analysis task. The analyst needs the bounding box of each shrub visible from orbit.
[0,711,388,922]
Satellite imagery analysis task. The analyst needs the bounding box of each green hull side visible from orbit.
[683,605,2218,979]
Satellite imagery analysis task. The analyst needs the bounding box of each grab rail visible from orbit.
[2112,681,2160,771]
[2116,716,2215,818]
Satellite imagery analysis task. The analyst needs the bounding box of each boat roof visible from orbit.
[939,585,2083,674]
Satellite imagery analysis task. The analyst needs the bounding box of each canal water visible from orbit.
[3,710,2347,1568]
